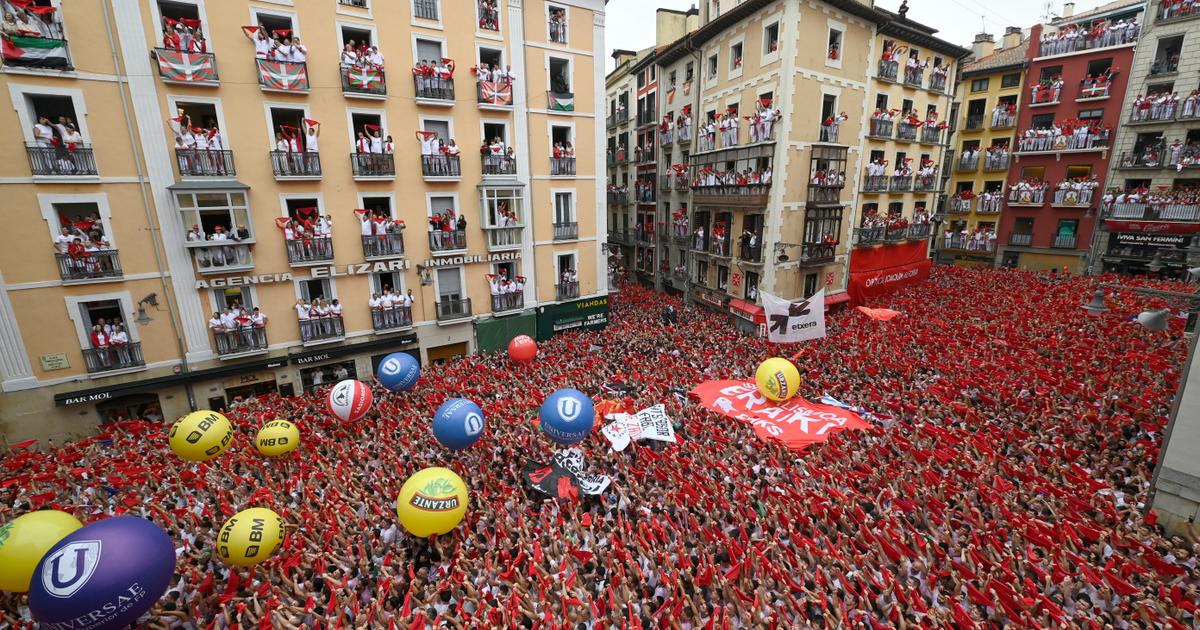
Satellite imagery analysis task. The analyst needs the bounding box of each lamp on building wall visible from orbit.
[1135,308,1172,331]
[775,242,801,263]
[1147,252,1165,273]
[135,292,160,326]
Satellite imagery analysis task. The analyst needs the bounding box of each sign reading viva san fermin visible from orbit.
[194,259,411,289]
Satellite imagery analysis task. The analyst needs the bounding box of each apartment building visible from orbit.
[0,0,607,441]
[1092,0,1200,277]
[604,47,648,276]
[938,29,1030,267]
[995,0,1145,273]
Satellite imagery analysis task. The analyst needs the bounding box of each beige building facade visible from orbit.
[0,0,607,442]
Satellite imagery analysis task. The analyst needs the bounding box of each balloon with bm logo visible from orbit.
[755,357,800,402]
[255,420,300,457]
[168,410,233,462]
[216,508,284,567]
[376,352,420,392]
[396,467,469,537]
[0,510,82,592]
[29,516,175,630]
[432,398,486,450]
[327,379,373,422]
[539,388,594,445]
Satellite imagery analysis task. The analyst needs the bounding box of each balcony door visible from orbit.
[437,268,463,302]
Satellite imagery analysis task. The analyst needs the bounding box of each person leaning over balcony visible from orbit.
[109,325,130,365]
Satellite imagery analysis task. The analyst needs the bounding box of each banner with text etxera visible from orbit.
[536,296,609,341]
[689,380,868,452]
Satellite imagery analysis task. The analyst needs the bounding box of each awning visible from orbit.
[824,292,851,308]
[728,298,766,324]
[167,179,250,191]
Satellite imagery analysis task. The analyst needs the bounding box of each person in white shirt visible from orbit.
[33,116,56,148]
[402,289,414,311]
[294,298,310,322]
[339,43,357,69]
[369,46,384,68]
[369,292,383,325]
[109,325,130,364]
[290,36,307,63]
[380,290,397,327]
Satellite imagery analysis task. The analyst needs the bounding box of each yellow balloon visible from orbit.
[755,357,801,402]
[216,507,284,567]
[256,420,300,457]
[0,510,83,592]
[396,467,468,538]
[168,410,233,462]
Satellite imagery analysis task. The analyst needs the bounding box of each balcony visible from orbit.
[1053,234,1077,249]
[877,60,899,82]
[285,236,333,265]
[189,242,253,274]
[491,292,524,314]
[920,127,943,144]
[421,155,461,179]
[884,225,908,242]
[482,155,516,176]
[3,36,72,71]
[913,173,939,192]
[659,174,673,191]
[1029,87,1061,107]
[214,327,268,357]
[553,222,578,240]
[907,223,933,240]
[429,229,467,253]
[371,306,413,332]
[868,119,893,139]
[556,281,580,301]
[1130,107,1176,124]
[1009,233,1033,246]
[1015,133,1109,155]
[991,112,1015,128]
[635,187,656,204]
[476,80,514,107]
[361,233,405,259]
[1077,79,1110,101]
[299,316,345,344]
[636,110,657,127]
[709,238,732,258]
[799,242,835,265]
[1051,187,1094,208]
[941,234,996,252]
[956,155,979,172]
[978,196,1001,214]
[889,175,913,192]
[547,90,574,112]
[351,153,395,179]
[256,59,309,93]
[739,243,763,264]
[904,67,924,88]
[270,151,321,179]
[1106,202,1200,221]
[854,226,884,246]
[896,122,919,142]
[661,129,674,146]
[413,76,454,104]
[606,111,630,128]
[636,228,655,245]
[949,197,973,214]
[436,298,472,321]
[176,149,235,177]
[862,174,889,192]
[808,184,843,204]
[341,66,387,97]
[485,226,522,251]
[607,191,629,205]
[56,250,122,283]
[153,49,218,84]
[691,181,770,206]
[551,157,576,176]
[819,123,841,143]
[965,114,985,131]
[983,153,1009,172]
[608,229,632,244]
[82,342,144,375]
[929,73,947,93]
[1008,185,1047,207]
[26,144,97,177]
[1157,3,1200,23]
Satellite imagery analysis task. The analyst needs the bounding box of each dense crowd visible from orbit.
[3,268,1200,628]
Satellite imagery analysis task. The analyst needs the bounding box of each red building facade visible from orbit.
[996,2,1144,272]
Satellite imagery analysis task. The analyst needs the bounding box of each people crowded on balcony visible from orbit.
[984,143,1009,170]
[1038,17,1138,56]
[718,109,739,148]
[209,304,265,351]
[903,55,927,85]
[709,220,729,256]
[1,0,62,39]
[699,114,717,151]
[473,62,515,85]
[159,17,205,52]
[978,187,1002,213]
[744,99,779,143]
[478,0,500,30]
[878,40,903,78]
[959,145,980,169]
[357,209,404,256]
[820,111,848,142]
[487,272,524,310]
[658,115,672,145]
[810,167,846,188]
[891,158,913,179]
[428,210,465,250]
[1132,91,1179,122]
[241,26,307,63]
[369,287,414,327]
[671,211,689,238]
[930,61,948,85]
[1165,138,1200,171]
[1009,178,1049,204]
[1159,0,1199,18]
[170,108,226,173]
[552,141,575,162]
[945,224,998,251]
[1053,176,1099,206]
[951,189,975,213]
[991,101,1017,127]
[692,165,772,191]
[1017,118,1108,152]
[869,108,896,136]
[674,107,693,140]
[1105,186,1200,213]
[915,158,936,188]
[1079,67,1117,99]
[1030,75,1064,104]
[634,177,654,202]
[339,40,384,71]
[278,212,332,260]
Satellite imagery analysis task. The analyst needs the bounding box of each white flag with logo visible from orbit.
[762,290,826,343]
[601,416,632,451]
[631,404,677,443]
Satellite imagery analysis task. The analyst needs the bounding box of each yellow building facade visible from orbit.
[938,29,1029,267]
[0,0,607,442]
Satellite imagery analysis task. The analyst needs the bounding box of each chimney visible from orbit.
[1062,2,1075,18]
[1002,26,1022,49]
[972,33,995,60]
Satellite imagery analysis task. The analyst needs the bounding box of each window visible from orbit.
[875,94,889,110]
[1039,65,1061,82]
[548,4,568,44]
[27,94,85,143]
[717,265,729,291]
[1086,58,1112,77]
[729,42,743,72]
[970,78,989,92]
[480,188,523,227]
[1151,35,1183,75]
[901,99,914,115]
[340,25,372,50]
[478,46,503,71]
[413,0,439,21]
[361,195,393,219]
[350,111,385,146]
[436,268,463,301]
[685,62,694,82]
[1065,165,1091,179]
[554,191,574,224]
[707,54,718,79]
[157,1,202,46]
[821,94,837,120]
[887,201,903,217]
[556,253,577,281]
[1014,217,1034,234]
[251,11,295,38]
[1030,113,1054,128]
[955,182,974,194]
[549,57,571,94]
[1020,166,1045,180]
[804,273,818,299]
[478,0,499,30]
[415,38,443,65]
[827,29,842,61]
[1001,73,1021,88]
[764,22,780,56]
[744,271,759,301]
[175,191,252,242]
[669,70,677,87]
[1076,109,1103,124]
[297,278,334,303]
[696,259,708,284]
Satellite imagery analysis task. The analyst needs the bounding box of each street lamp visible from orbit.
[1135,308,1171,331]
[1082,289,1109,316]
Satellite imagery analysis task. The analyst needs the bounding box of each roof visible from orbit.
[877,12,972,58]
[961,38,1031,76]
[1052,0,1145,26]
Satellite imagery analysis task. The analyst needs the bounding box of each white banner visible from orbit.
[553,448,611,495]
[762,290,826,343]
[631,404,677,443]
[600,418,631,451]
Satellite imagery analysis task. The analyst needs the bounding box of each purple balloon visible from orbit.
[29,516,175,630]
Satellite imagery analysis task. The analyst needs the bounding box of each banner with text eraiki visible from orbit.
[689,380,868,452]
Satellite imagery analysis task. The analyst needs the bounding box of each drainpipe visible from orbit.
[101,0,196,410]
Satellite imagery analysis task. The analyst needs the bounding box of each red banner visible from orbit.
[849,240,928,273]
[1103,220,1200,235]
[689,380,868,451]
[849,259,931,305]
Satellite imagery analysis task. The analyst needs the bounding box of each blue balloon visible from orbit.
[539,388,595,445]
[29,516,175,630]
[377,352,420,391]
[433,398,486,450]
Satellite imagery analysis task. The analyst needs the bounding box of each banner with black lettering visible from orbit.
[631,404,677,443]
[762,290,826,343]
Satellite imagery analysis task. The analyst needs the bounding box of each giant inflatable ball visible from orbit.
[377,352,420,392]
[0,510,83,592]
[396,467,468,538]
[327,379,373,422]
[539,388,595,446]
[255,420,300,457]
[755,357,801,403]
[29,516,175,630]
[432,398,486,450]
[168,410,233,462]
[216,508,284,567]
[507,335,538,363]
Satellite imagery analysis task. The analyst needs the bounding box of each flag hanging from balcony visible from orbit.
[257,58,309,91]
[548,92,574,111]
[762,290,826,343]
[156,49,216,82]
[479,81,513,105]
[347,66,383,91]
[2,34,70,69]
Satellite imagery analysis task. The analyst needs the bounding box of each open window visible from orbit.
[875,94,889,110]
[482,121,507,147]
[350,111,384,149]
[551,125,572,150]
[1151,35,1183,76]
[827,29,842,62]
[416,37,443,65]
[340,24,373,50]
[707,53,718,80]
[480,188,522,228]
[548,4,568,44]
[177,190,252,243]
[156,1,205,50]
[764,22,780,56]
[549,57,571,95]
[478,46,503,71]
[3,0,69,68]
[251,11,295,40]
[477,0,500,31]
[729,41,743,72]
[268,106,306,151]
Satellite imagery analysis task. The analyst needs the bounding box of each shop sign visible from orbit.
[194,259,410,289]
[421,251,520,268]
[1114,232,1190,247]
[536,296,609,341]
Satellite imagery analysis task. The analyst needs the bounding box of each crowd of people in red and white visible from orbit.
[3,268,1200,627]
[208,303,267,349]
[477,0,500,31]
[1009,178,1050,205]
[279,212,333,260]
[1159,0,1199,19]
[943,224,999,251]
[1017,118,1110,153]
[1132,91,1184,123]
[159,16,207,53]
[368,287,414,328]
[1030,76,1065,105]
[1053,176,1100,206]
[691,166,773,191]
[1103,186,1200,212]
[242,26,307,63]
[1038,17,1139,56]
[1080,68,1119,99]
[983,143,1010,171]
[1,0,61,40]
[659,110,694,146]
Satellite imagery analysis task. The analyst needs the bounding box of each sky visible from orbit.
[603,0,1112,72]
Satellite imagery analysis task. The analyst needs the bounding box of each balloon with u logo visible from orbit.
[539,388,594,445]
[377,352,420,392]
[432,398,486,450]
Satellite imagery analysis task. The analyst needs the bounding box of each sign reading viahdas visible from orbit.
[536,295,609,341]
[195,259,411,289]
